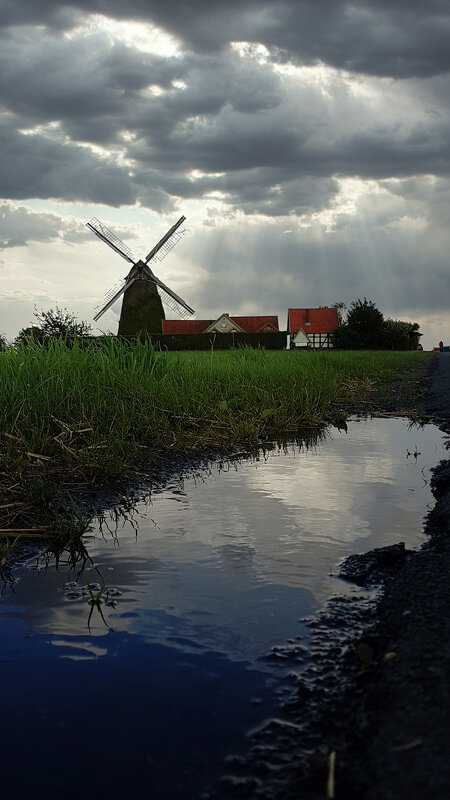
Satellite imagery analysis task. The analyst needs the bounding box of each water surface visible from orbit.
[0,418,446,798]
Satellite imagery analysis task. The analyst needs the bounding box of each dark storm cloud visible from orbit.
[0,2,449,219]
[131,168,339,218]
[0,27,188,144]
[0,24,338,215]
[381,177,450,226]
[1,1,450,79]
[0,117,136,206]
[135,106,450,182]
[221,175,340,218]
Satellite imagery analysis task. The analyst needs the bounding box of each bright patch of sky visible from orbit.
[66,14,182,58]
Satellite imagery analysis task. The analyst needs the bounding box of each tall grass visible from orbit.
[0,339,428,482]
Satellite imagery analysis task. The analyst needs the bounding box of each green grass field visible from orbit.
[0,338,428,484]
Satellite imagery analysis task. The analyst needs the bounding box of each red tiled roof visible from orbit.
[162,320,212,334]
[230,316,279,332]
[288,308,339,334]
[162,315,279,334]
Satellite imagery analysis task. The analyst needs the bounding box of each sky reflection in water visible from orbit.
[0,417,446,799]
[4,417,446,657]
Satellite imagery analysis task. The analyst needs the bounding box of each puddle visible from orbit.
[0,417,446,799]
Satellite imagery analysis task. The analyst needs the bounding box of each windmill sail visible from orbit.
[158,286,193,319]
[150,273,194,316]
[151,229,186,264]
[145,216,186,263]
[95,277,126,309]
[93,277,135,321]
[87,218,135,263]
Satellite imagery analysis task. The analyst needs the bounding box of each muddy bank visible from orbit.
[337,474,450,799]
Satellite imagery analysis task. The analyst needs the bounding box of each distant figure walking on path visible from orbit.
[439,340,444,352]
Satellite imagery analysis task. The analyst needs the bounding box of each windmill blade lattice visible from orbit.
[149,229,186,264]
[150,272,194,316]
[145,215,186,263]
[158,286,193,319]
[87,218,135,263]
[93,277,127,320]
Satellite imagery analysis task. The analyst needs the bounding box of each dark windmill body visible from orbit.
[86,216,194,336]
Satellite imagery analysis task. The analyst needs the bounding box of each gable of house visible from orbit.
[292,328,311,346]
[204,314,245,333]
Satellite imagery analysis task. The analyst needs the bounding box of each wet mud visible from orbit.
[339,542,412,586]
[215,591,380,800]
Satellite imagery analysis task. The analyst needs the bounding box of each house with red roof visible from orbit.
[287,307,339,348]
[162,313,279,335]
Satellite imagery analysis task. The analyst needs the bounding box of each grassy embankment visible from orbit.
[0,338,428,548]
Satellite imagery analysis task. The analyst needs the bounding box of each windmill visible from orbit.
[86,215,194,336]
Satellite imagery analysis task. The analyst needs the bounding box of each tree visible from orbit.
[332,299,422,350]
[332,298,385,349]
[33,306,92,338]
[383,319,422,350]
[15,307,92,348]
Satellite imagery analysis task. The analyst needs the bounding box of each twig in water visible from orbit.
[327,751,336,799]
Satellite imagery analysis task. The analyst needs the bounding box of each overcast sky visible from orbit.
[1,0,449,348]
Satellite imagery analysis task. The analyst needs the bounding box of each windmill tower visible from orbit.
[86,215,194,336]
